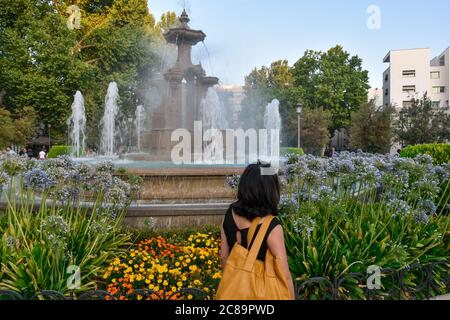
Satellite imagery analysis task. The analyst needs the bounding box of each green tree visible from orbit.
[349,100,395,154]
[239,60,299,146]
[0,108,15,149]
[292,45,369,132]
[12,106,37,147]
[0,0,88,143]
[240,46,369,147]
[156,11,179,35]
[299,107,332,155]
[1,0,168,148]
[395,94,450,146]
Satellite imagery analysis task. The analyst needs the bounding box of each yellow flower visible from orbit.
[163,280,168,286]
[145,279,151,284]
[189,265,198,272]
[177,281,183,287]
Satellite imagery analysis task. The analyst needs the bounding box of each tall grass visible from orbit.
[0,158,133,296]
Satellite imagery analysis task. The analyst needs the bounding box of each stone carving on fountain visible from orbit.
[140,10,219,161]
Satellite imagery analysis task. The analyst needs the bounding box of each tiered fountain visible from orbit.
[67,11,281,229]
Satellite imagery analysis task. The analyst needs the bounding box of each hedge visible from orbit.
[48,145,72,159]
[400,143,450,165]
[281,147,305,157]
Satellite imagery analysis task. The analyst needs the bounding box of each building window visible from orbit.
[431,101,441,108]
[432,86,446,94]
[430,71,440,79]
[402,70,416,78]
[384,88,389,96]
[402,85,416,93]
[385,74,389,82]
[439,56,445,66]
[402,101,414,108]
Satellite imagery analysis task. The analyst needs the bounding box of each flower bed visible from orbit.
[101,233,222,300]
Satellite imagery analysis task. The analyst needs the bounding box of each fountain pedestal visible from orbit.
[145,10,219,160]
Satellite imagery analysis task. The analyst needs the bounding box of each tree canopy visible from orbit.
[0,0,175,147]
[395,94,450,147]
[349,100,395,154]
[239,46,370,147]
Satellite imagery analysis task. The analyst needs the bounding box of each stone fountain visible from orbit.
[68,11,281,229]
[137,10,219,161]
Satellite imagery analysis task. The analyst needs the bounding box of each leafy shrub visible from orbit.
[48,146,72,159]
[401,144,450,165]
[281,151,450,299]
[281,147,305,157]
[0,189,131,295]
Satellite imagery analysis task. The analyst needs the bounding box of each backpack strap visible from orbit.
[247,217,261,246]
[243,215,274,271]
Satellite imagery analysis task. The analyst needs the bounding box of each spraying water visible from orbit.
[201,87,227,163]
[263,99,282,161]
[100,82,120,156]
[135,105,146,152]
[67,91,86,157]
[201,87,228,130]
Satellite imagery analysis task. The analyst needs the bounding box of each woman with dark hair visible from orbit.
[218,162,295,300]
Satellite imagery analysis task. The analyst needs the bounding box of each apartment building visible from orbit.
[382,47,450,109]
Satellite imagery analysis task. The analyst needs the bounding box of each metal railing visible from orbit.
[0,261,448,300]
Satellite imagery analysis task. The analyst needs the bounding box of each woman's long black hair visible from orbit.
[231,161,280,220]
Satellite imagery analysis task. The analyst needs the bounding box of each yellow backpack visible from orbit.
[216,215,291,300]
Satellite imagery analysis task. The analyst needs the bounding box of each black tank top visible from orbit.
[223,206,281,262]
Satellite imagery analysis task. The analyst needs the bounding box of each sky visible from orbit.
[148,0,450,89]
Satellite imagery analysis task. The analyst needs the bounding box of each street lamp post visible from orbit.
[296,102,303,149]
[48,124,52,152]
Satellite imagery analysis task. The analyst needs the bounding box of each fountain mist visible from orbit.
[100,82,120,156]
[264,99,282,160]
[201,87,228,130]
[67,91,86,157]
[135,105,146,152]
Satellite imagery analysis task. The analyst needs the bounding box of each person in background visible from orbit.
[27,148,34,159]
[19,148,27,156]
[39,148,46,160]
[6,147,16,156]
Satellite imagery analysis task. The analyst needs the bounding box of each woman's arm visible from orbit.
[267,225,296,300]
[220,224,230,270]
